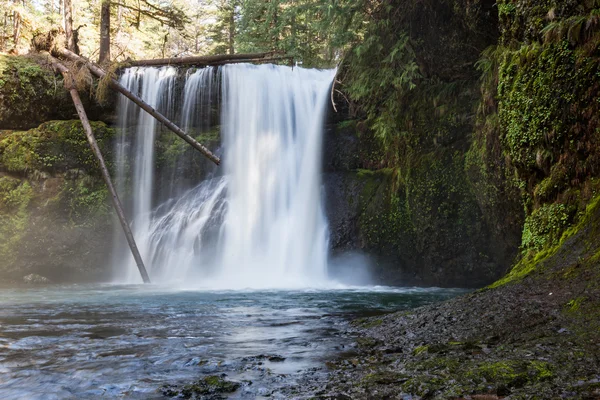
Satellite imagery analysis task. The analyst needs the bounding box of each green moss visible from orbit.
[0,177,33,266]
[361,371,408,386]
[468,360,554,386]
[488,245,556,288]
[565,297,586,313]
[413,345,429,355]
[156,126,220,168]
[180,375,240,398]
[355,337,379,349]
[488,1,600,285]
[65,177,110,223]
[356,168,414,255]
[0,55,70,128]
[353,317,383,329]
[0,121,115,175]
[490,192,600,288]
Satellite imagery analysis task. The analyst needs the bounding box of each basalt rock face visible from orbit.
[323,0,520,288]
[323,121,515,288]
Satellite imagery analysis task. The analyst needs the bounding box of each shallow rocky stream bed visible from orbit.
[0,284,465,399]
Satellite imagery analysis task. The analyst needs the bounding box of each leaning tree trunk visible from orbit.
[99,0,110,64]
[47,54,151,284]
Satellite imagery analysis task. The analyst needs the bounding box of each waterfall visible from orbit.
[113,64,335,288]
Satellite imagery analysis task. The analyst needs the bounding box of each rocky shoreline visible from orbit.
[155,197,600,399]
[285,201,600,400]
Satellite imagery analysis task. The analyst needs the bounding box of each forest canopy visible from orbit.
[0,0,375,67]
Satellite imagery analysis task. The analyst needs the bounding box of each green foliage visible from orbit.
[498,3,516,17]
[521,203,573,251]
[345,29,420,146]
[236,0,369,67]
[541,9,600,46]
[494,14,600,257]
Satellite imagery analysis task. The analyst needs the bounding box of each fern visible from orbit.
[542,10,600,45]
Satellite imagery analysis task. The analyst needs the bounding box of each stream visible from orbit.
[0,284,465,399]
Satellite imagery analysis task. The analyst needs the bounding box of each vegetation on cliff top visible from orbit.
[0,55,71,129]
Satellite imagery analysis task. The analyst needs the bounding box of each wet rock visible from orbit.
[241,354,286,362]
[161,375,241,399]
[22,273,51,284]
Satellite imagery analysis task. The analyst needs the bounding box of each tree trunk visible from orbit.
[99,0,111,64]
[0,12,6,51]
[123,51,275,67]
[228,6,234,55]
[64,0,74,51]
[47,55,151,284]
[12,9,20,49]
[56,47,221,165]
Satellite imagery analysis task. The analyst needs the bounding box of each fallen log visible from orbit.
[206,56,294,67]
[47,54,151,284]
[124,51,277,67]
[55,47,221,166]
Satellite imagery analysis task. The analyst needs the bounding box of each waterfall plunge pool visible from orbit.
[0,284,467,399]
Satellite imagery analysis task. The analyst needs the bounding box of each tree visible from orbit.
[208,0,239,55]
[12,0,22,50]
[98,0,189,63]
[99,0,110,63]
[64,0,74,51]
[234,0,370,67]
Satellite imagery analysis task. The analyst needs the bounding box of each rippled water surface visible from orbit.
[0,285,466,399]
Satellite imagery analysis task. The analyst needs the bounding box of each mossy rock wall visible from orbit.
[327,0,519,287]
[490,0,600,272]
[0,121,115,282]
[0,55,113,130]
[329,0,600,287]
[324,126,513,287]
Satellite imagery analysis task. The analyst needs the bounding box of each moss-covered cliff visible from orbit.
[325,0,600,288]
[0,120,115,282]
[325,0,520,287]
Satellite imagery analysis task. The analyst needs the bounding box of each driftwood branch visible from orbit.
[47,54,151,284]
[55,47,221,166]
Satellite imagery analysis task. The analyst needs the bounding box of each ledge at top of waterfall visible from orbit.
[113,63,342,289]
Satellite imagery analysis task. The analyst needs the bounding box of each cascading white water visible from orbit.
[114,64,335,288]
[113,67,178,283]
